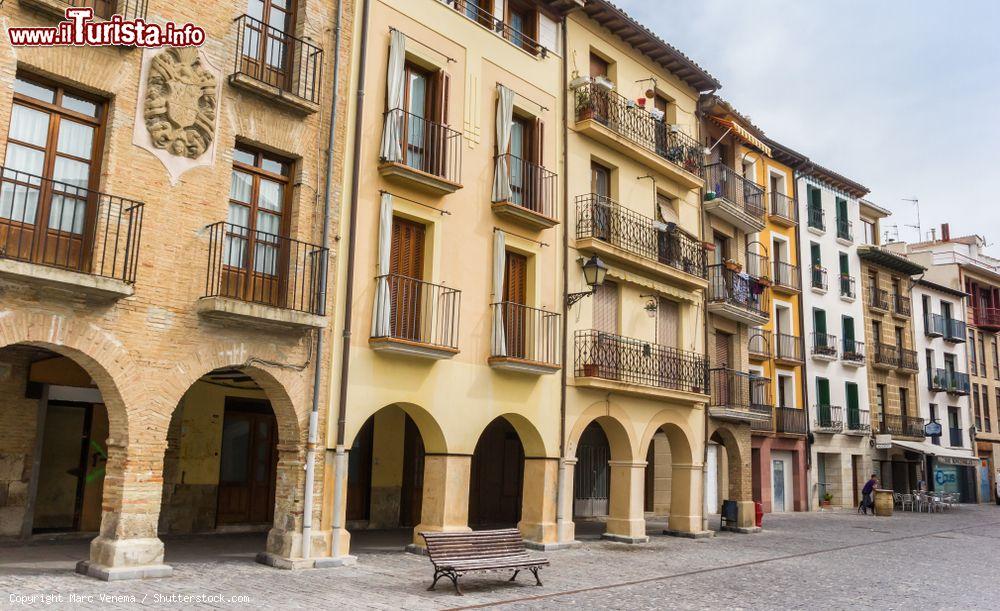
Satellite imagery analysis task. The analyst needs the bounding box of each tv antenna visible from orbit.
[902,197,920,240]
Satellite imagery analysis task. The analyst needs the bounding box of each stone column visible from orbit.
[665,463,711,538]
[316,447,354,567]
[77,441,172,580]
[518,457,558,548]
[410,454,471,549]
[258,446,333,568]
[556,458,577,545]
[604,460,648,543]
[757,442,773,513]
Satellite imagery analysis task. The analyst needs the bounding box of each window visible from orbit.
[593,280,618,334]
[970,329,978,374]
[925,349,934,386]
[506,1,538,53]
[242,0,297,88]
[899,387,909,417]
[777,374,793,408]
[984,386,992,433]
[842,315,856,353]
[806,185,823,229]
[974,384,982,429]
[993,338,999,379]
[948,406,961,447]
[507,114,544,209]
[589,52,610,79]
[876,384,887,417]
[397,62,449,176]
[227,146,291,276]
[455,0,495,28]
[2,75,104,266]
[980,334,987,377]
[894,326,905,350]
[657,297,679,348]
[861,218,876,245]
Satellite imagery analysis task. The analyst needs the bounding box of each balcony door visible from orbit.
[846,382,861,429]
[225,147,291,307]
[593,280,619,379]
[242,0,296,89]
[2,76,104,272]
[843,315,856,353]
[389,216,426,342]
[715,332,733,404]
[216,401,278,526]
[502,251,528,358]
[816,378,831,426]
[591,161,612,241]
[813,308,828,350]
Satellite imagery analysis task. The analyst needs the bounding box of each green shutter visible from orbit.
[817,378,831,424]
[814,308,827,334]
[811,243,821,266]
[846,382,860,428]
[843,316,855,343]
[839,253,849,275]
[836,197,847,222]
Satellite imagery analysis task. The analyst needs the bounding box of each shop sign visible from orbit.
[924,421,943,438]
[936,455,978,467]
[875,434,892,450]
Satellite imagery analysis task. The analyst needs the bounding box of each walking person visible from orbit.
[995,470,1000,506]
[859,474,878,515]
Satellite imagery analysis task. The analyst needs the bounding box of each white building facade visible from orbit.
[797,167,873,509]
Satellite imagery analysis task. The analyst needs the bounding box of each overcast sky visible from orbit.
[617,0,1000,252]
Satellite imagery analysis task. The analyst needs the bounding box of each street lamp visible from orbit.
[567,255,608,306]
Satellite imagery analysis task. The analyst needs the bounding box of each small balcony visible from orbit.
[898,348,919,372]
[378,109,463,195]
[575,194,708,289]
[775,332,803,364]
[451,0,548,56]
[231,14,324,113]
[845,408,871,436]
[200,222,328,329]
[876,413,925,439]
[489,302,560,374]
[949,427,964,448]
[835,217,854,244]
[893,294,911,318]
[748,329,772,362]
[18,0,146,21]
[768,192,798,227]
[708,369,774,424]
[924,312,945,337]
[944,318,967,342]
[574,330,709,400]
[573,83,704,188]
[972,306,1000,331]
[806,206,825,233]
[745,251,770,281]
[707,264,770,326]
[0,166,144,299]
[775,406,809,435]
[810,266,828,293]
[842,338,866,366]
[814,405,844,434]
[703,163,766,234]
[872,343,899,370]
[492,154,558,229]
[811,332,838,361]
[369,274,461,359]
[839,274,856,300]
[930,369,970,395]
[868,286,890,312]
[772,260,801,293]
[751,409,774,433]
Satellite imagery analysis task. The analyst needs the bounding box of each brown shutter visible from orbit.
[589,52,608,78]
[715,332,731,368]
[593,280,618,334]
[390,217,426,340]
[503,252,527,305]
[503,251,528,358]
[432,70,450,177]
[657,297,679,348]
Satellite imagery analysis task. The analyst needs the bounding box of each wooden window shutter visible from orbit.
[533,117,544,165]
[503,252,527,305]
[657,298,679,348]
[593,281,618,334]
[431,70,450,176]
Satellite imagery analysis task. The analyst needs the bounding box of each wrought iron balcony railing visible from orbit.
[894,294,912,317]
[575,194,707,278]
[496,153,557,220]
[973,306,1000,330]
[31,0,148,20]
[944,318,967,342]
[869,286,890,310]
[811,266,828,291]
[234,14,323,104]
[574,83,703,175]
[490,302,560,367]
[450,0,547,55]
[873,343,899,368]
[748,329,772,359]
[773,261,801,291]
[703,163,766,220]
[814,405,844,432]
[776,406,809,435]
[370,274,461,349]
[840,274,856,299]
[707,264,770,318]
[807,206,825,231]
[750,408,774,433]
[842,338,866,363]
[745,251,770,280]
[899,348,919,371]
[812,332,838,358]
[846,408,871,433]
[775,332,803,362]
[709,368,772,411]
[381,108,462,184]
[931,369,970,395]
[205,221,327,314]
[574,330,709,393]
[0,166,144,283]
[836,217,853,241]
[769,191,797,224]
[876,413,925,438]
[924,312,945,337]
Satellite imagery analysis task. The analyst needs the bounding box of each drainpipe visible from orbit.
[330,0,371,559]
[696,94,714,533]
[556,15,569,544]
[791,168,813,511]
[302,0,346,560]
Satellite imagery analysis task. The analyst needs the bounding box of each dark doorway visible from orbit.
[469,418,524,527]
[574,422,610,518]
[216,398,278,526]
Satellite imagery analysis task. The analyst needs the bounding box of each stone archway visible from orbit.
[639,415,701,536]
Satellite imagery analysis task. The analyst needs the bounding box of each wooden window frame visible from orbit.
[241,0,299,90]
[230,145,293,239]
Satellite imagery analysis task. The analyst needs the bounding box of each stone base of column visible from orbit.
[736,500,758,530]
[255,528,341,570]
[76,536,171,581]
[601,532,649,544]
[524,539,580,550]
[662,529,714,539]
[720,525,762,534]
[518,519,557,549]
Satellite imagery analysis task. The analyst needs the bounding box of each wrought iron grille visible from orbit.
[233,14,324,104]
[381,108,462,184]
[371,274,461,349]
[773,261,801,291]
[707,264,770,317]
[769,191,797,223]
[490,302,560,367]
[574,330,709,393]
[703,163,765,220]
[495,153,557,220]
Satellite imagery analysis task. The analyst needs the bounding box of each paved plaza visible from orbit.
[2,506,999,609]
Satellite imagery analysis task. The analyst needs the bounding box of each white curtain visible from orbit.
[491,230,507,357]
[371,193,393,337]
[491,85,515,202]
[379,29,406,162]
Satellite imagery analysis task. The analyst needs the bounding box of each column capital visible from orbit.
[608,460,648,468]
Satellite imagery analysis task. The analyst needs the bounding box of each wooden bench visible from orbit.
[420,528,549,595]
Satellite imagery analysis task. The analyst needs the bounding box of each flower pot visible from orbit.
[582,363,599,377]
[820,500,831,508]
[758,277,772,287]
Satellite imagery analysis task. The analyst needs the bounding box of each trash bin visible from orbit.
[720,500,738,529]
[754,501,764,527]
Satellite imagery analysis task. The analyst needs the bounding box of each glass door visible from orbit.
[243,0,295,89]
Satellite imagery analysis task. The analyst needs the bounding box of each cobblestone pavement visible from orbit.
[1,506,999,609]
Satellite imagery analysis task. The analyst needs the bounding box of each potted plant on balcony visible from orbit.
[821,492,833,508]
[724,258,742,273]
[757,275,773,287]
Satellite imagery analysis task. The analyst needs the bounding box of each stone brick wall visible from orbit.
[861,261,919,419]
[0,0,355,566]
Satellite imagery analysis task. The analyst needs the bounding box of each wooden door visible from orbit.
[346,418,373,522]
[470,419,524,527]
[593,281,619,379]
[591,162,612,240]
[399,415,424,528]
[216,404,278,525]
[503,251,528,358]
[241,0,295,90]
[715,332,732,403]
[389,217,426,341]
[401,63,434,172]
